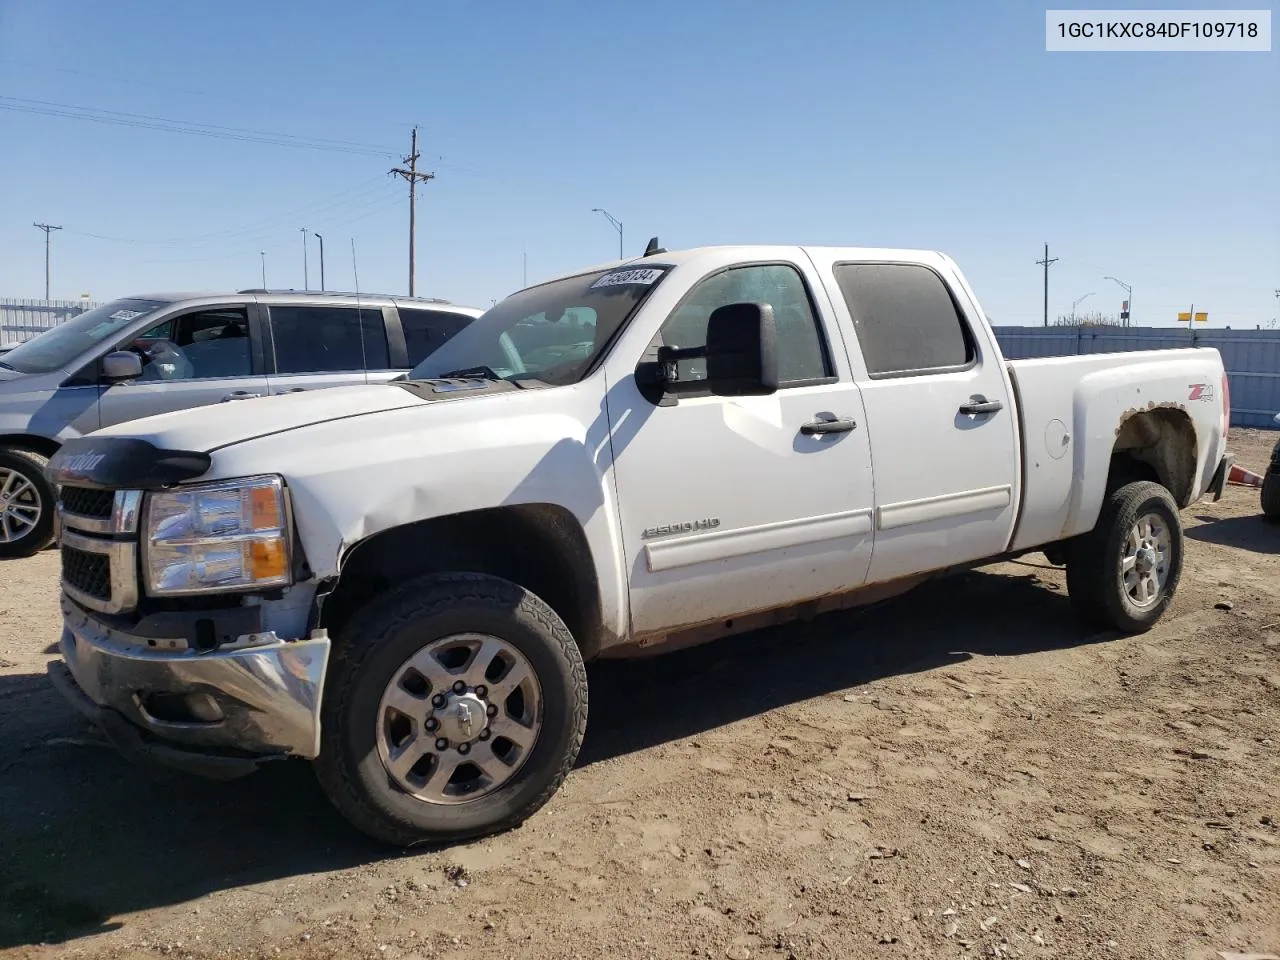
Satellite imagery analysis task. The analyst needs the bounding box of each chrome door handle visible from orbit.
[959,395,1003,416]
[800,416,857,435]
[221,391,262,402]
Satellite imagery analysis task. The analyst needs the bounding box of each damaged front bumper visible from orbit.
[49,595,331,780]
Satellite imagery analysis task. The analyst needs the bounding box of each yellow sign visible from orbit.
[1178,312,1191,321]
[1194,312,1208,323]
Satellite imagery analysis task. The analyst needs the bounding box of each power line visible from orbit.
[0,96,398,157]
[1035,243,1058,328]
[33,223,62,299]
[65,177,397,248]
[390,127,435,297]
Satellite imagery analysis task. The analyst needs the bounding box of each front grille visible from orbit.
[59,485,115,520]
[61,543,112,602]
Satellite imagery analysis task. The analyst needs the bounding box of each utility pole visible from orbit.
[390,126,436,296]
[314,232,326,291]
[1035,243,1058,327]
[300,227,309,289]
[33,223,62,300]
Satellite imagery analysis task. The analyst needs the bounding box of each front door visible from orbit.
[809,253,1021,584]
[97,305,269,428]
[603,257,876,639]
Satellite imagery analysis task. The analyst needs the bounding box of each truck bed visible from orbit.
[1005,347,1229,553]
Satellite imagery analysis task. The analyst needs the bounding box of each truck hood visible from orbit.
[90,382,430,452]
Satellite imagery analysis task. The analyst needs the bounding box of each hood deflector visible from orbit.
[48,437,211,490]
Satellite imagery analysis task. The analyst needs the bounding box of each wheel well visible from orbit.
[0,434,60,459]
[320,504,606,659]
[1108,409,1197,505]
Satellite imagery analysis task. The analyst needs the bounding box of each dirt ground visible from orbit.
[1,431,1277,960]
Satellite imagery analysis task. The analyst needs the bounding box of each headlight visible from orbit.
[143,475,292,596]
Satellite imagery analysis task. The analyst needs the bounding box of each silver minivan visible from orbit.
[0,289,482,558]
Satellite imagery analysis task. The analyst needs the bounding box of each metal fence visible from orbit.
[0,298,101,344]
[993,326,1280,428]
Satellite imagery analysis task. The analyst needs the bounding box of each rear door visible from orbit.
[807,251,1020,584]
[263,303,392,395]
[96,304,270,428]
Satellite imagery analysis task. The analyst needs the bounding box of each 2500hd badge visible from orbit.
[641,517,721,539]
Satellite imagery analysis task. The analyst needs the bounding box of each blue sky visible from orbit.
[0,0,1275,327]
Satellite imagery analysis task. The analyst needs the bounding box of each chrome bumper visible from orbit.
[53,596,331,772]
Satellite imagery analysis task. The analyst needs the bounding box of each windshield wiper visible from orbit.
[438,365,503,381]
[0,359,15,371]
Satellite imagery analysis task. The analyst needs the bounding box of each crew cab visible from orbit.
[0,290,481,558]
[44,244,1233,847]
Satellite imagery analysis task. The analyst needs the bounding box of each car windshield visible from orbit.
[408,265,670,387]
[0,299,167,375]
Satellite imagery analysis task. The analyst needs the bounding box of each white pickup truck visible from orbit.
[46,244,1233,847]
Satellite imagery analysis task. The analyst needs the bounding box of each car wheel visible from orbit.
[0,448,55,559]
[1065,480,1183,634]
[313,572,588,847]
[1261,470,1280,521]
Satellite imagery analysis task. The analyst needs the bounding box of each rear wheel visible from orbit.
[0,448,55,559]
[313,572,588,847]
[1065,480,1183,633]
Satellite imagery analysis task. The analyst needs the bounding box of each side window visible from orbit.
[655,263,832,387]
[398,308,475,367]
[832,263,974,378]
[135,308,252,381]
[268,306,389,374]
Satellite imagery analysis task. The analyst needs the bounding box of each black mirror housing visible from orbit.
[703,301,778,396]
[101,350,143,381]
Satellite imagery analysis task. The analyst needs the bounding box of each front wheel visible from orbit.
[0,448,55,560]
[313,572,588,847]
[1261,470,1280,521]
[1065,480,1183,633]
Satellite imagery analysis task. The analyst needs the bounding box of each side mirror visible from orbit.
[701,301,778,396]
[101,350,143,382]
[636,301,779,404]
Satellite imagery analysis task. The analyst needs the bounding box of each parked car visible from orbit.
[46,243,1232,846]
[0,289,482,557]
[1263,412,1280,519]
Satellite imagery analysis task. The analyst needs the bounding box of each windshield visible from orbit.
[0,299,168,375]
[408,266,670,387]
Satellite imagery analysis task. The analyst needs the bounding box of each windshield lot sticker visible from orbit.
[590,268,664,289]
[108,309,145,321]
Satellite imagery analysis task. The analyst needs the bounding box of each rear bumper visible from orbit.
[1209,452,1234,502]
[50,595,331,779]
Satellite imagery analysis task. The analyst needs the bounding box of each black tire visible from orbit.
[1262,471,1280,521]
[0,448,55,560]
[313,572,588,847]
[1065,480,1183,634]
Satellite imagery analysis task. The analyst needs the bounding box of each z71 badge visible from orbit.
[641,517,720,539]
[1188,383,1215,402]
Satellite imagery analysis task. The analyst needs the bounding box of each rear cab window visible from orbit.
[832,263,976,378]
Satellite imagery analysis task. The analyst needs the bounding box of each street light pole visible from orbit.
[1104,275,1133,326]
[591,208,623,259]
[300,227,309,290]
[314,233,325,291]
[1071,292,1094,325]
